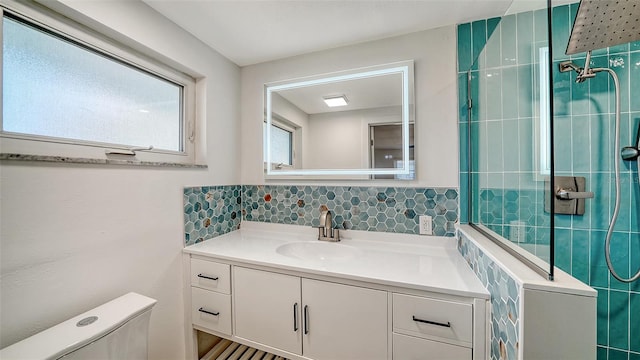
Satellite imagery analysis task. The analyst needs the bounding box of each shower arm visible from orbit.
[559,51,597,83]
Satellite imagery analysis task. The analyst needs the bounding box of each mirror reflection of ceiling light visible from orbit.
[323,95,349,107]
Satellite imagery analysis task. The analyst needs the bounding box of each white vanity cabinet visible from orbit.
[183,225,490,360]
[189,258,232,336]
[233,266,388,360]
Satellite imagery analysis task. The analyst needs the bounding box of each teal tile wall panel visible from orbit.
[458,2,640,359]
[242,185,458,237]
[183,185,242,246]
[458,230,521,360]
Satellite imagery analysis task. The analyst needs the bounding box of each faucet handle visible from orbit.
[331,228,340,241]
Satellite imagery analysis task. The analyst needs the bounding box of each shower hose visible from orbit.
[596,67,640,283]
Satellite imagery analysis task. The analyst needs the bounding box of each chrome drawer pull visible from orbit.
[197,274,219,281]
[293,303,299,332]
[198,308,219,316]
[412,316,451,328]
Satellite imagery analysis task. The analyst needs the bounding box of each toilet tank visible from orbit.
[0,292,157,360]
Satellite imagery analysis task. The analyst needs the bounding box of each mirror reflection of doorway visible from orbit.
[370,124,414,180]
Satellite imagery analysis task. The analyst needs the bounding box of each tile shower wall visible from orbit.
[183,186,242,246]
[551,3,640,359]
[457,8,551,257]
[458,229,521,360]
[459,3,640,359]
[242,185,458,236]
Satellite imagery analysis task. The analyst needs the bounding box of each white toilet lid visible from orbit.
[0,292,156,360]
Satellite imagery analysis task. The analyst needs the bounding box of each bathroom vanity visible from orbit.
[183,222,490,360]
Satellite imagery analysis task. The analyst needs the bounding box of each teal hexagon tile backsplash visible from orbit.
[242,185,458,237]
[183,185,241,246]
[458,229,521,360]
[184,185,460,245]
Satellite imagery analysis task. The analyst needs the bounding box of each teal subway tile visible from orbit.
[551,4,570,60]
[571,80,590,116]
[517,11,534,65]
[609,290,629,350]
[553,60,572,116]
[470,121,484,171]
[486,17,501,68]
[472,20,487,70]
[631,352,640,360]
[503,119,519,172]
[631,52,640,112]
[485,70,503,120]
[502,67,519,119]
[554,228,571,272]
[572,115,591,172]
[631,292,640,352]
[609,232,630,291]
[589,55,611,115]
[553,116,573,172]
[555,211,573,229]
[533,8,548,44]
[470,71,481,121]
[517,64,534,118]
[460,172,469,224]
[596,288,609,346]
[613,170,632,233]
[609,53,630,113]
[459,121,469,171]
[458,72,469,122]
[609,42,630,55]
[501,14,517,66]
[487,121,504,172]
[591,172,612,231]
[590,230,610,288]
[591,113,612,172]
[457,23,472,72]
[487,16,500,39]
[609,348,630,360]
[632,40,640,52]
[518,117,534,172]
[597,346,608,360]
[571,229,590,283]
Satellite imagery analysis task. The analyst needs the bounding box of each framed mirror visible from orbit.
[264,61,414,178]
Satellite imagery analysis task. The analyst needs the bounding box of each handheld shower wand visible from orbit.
[560,53,640,283]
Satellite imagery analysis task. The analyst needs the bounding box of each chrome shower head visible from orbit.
[566,0,640,55]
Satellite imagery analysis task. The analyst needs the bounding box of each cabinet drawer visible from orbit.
[191,258,230,294]
[192,287,232,335]
[393,293,472,345]
[392,333,471,360]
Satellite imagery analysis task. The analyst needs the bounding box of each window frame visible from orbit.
[0,1,198,165]
[263,116,296,170]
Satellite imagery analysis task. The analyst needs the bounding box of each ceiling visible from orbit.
[142,0,522,67]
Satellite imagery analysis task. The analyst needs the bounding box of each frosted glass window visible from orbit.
[263,122,292,166]
[2,14,183,152]
[271,125,292,165]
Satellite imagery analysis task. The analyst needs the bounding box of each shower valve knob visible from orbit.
[621,146,639,161]
[556,189,594,200]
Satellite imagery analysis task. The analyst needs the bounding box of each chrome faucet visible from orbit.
[318,210,340,242]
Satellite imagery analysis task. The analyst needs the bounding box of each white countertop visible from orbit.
[183,222,489,299]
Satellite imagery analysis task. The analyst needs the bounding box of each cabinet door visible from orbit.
[302,279,388,360]
[233,267,302,355]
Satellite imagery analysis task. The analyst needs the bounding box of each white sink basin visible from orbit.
[276,241,362,261]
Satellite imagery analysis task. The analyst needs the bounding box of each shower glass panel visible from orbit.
[462,1,554,278]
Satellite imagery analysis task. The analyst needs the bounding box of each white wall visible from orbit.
[240,26,458,187]
[0,1,240,359]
